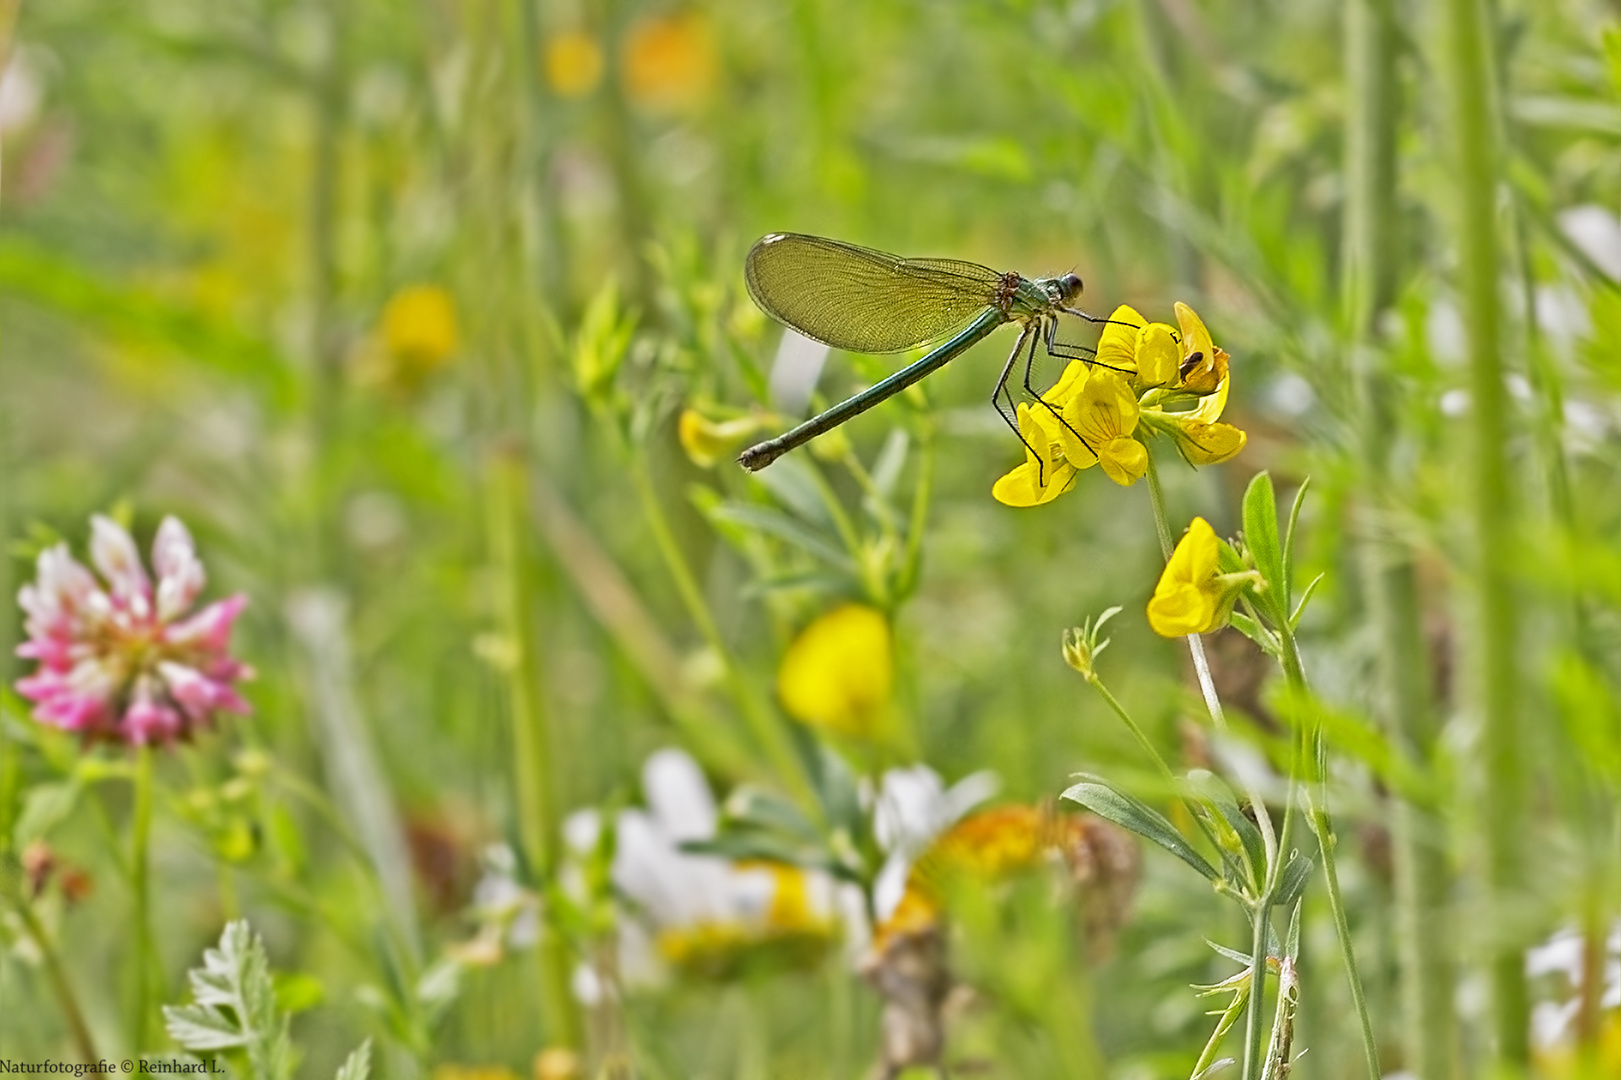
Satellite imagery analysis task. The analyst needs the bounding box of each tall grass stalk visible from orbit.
[488,443,582,1052]
[1438,0,1528,1064]
[1345,0,1458,1075]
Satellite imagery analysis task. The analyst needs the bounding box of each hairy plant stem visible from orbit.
[131,745,155,1053]
[1439,0,1528,1063]
[488,444,581,1051]
[628,455,813,807]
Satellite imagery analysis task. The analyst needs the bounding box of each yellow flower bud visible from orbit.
[677,409,764,468]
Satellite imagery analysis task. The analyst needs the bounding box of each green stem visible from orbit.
[1272,611,1381,1080]
[1145,454,1278,864]
[488,444,581,1051]
[1144,453,1277,1080]
[131,744,155,1053]
[628,454,812,806]
[13,897,99,1063]
[1439,0,1527,1063]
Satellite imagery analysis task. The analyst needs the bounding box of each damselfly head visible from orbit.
[1050,273,1084,304]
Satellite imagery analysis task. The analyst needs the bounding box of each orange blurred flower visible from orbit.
[622,10,716,112]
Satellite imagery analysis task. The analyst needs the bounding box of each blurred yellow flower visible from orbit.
[1147,517,1246,637]
[777,603,892,737]
[545,31,604,98]
[677,408,766,468]
[622,10,716,112]
[533,1049,581,1080]
[380,284,460,381]
[1059,369,1148,486]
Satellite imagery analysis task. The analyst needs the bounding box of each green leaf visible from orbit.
[163,921,291,1080]
[1061,775,1219,882]
[1242,472,1286,605]
[1288,573,1325,630]
[1272,850,1314,910]
[14,781,82,846]
[704,503,854,570]
[1186,770,1266,895]
[334,1041,372,1080]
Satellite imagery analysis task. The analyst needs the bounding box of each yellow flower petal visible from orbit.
[1147,582,1220,637]
[1175,302,1215,380]
[777,604,893,736]
[1174,421,1247,465]
[992,403,1077,506]
[1147,518,1226,637]
[678,409,763,468]
[1099,436,1148,486]
[1136,323,1181,389]
[1095,305,1146,375]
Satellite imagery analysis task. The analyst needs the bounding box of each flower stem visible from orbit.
[131,744,155,1053]
[13,896,99,1063]
[1272,611,1380,1080]
[1144,454,1277,863]
[1440,0,1528,1061]
[1144,452,1279,1080]
[488,444,581,1052]
[628,454,813,806]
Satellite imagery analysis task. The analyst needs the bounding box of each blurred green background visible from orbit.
[2,0,1619,1077]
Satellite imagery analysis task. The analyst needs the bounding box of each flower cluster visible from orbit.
[993,303,1246,507]
[15,516,252,746]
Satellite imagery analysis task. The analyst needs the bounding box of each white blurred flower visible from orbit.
[1526,922,1621,1049]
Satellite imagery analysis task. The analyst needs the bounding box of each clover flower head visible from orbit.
[15,515,252,746]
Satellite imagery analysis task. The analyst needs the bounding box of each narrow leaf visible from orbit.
[1062,776,1218,881]
[1242,472,1286,603]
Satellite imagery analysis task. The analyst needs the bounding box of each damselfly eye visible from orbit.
[1059,273,1083,300]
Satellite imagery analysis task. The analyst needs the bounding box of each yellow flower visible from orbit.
[622,10,716,112]
[677,408,765,468]
[1147,517,1245,637]
[1095,304,1181,390]
[380,284,459,380]
[777,604,892,737]
[1059,369,1149,486]
[1137,303,1247,467]
[544,31,604,99]
[991,403,1077,507]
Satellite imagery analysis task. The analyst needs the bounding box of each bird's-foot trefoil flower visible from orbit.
[15,515,252,746]
[990,403,1078,507]
[1058,368,1149,486]
[992,302,1245,506]
[1146,517,1256,637]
